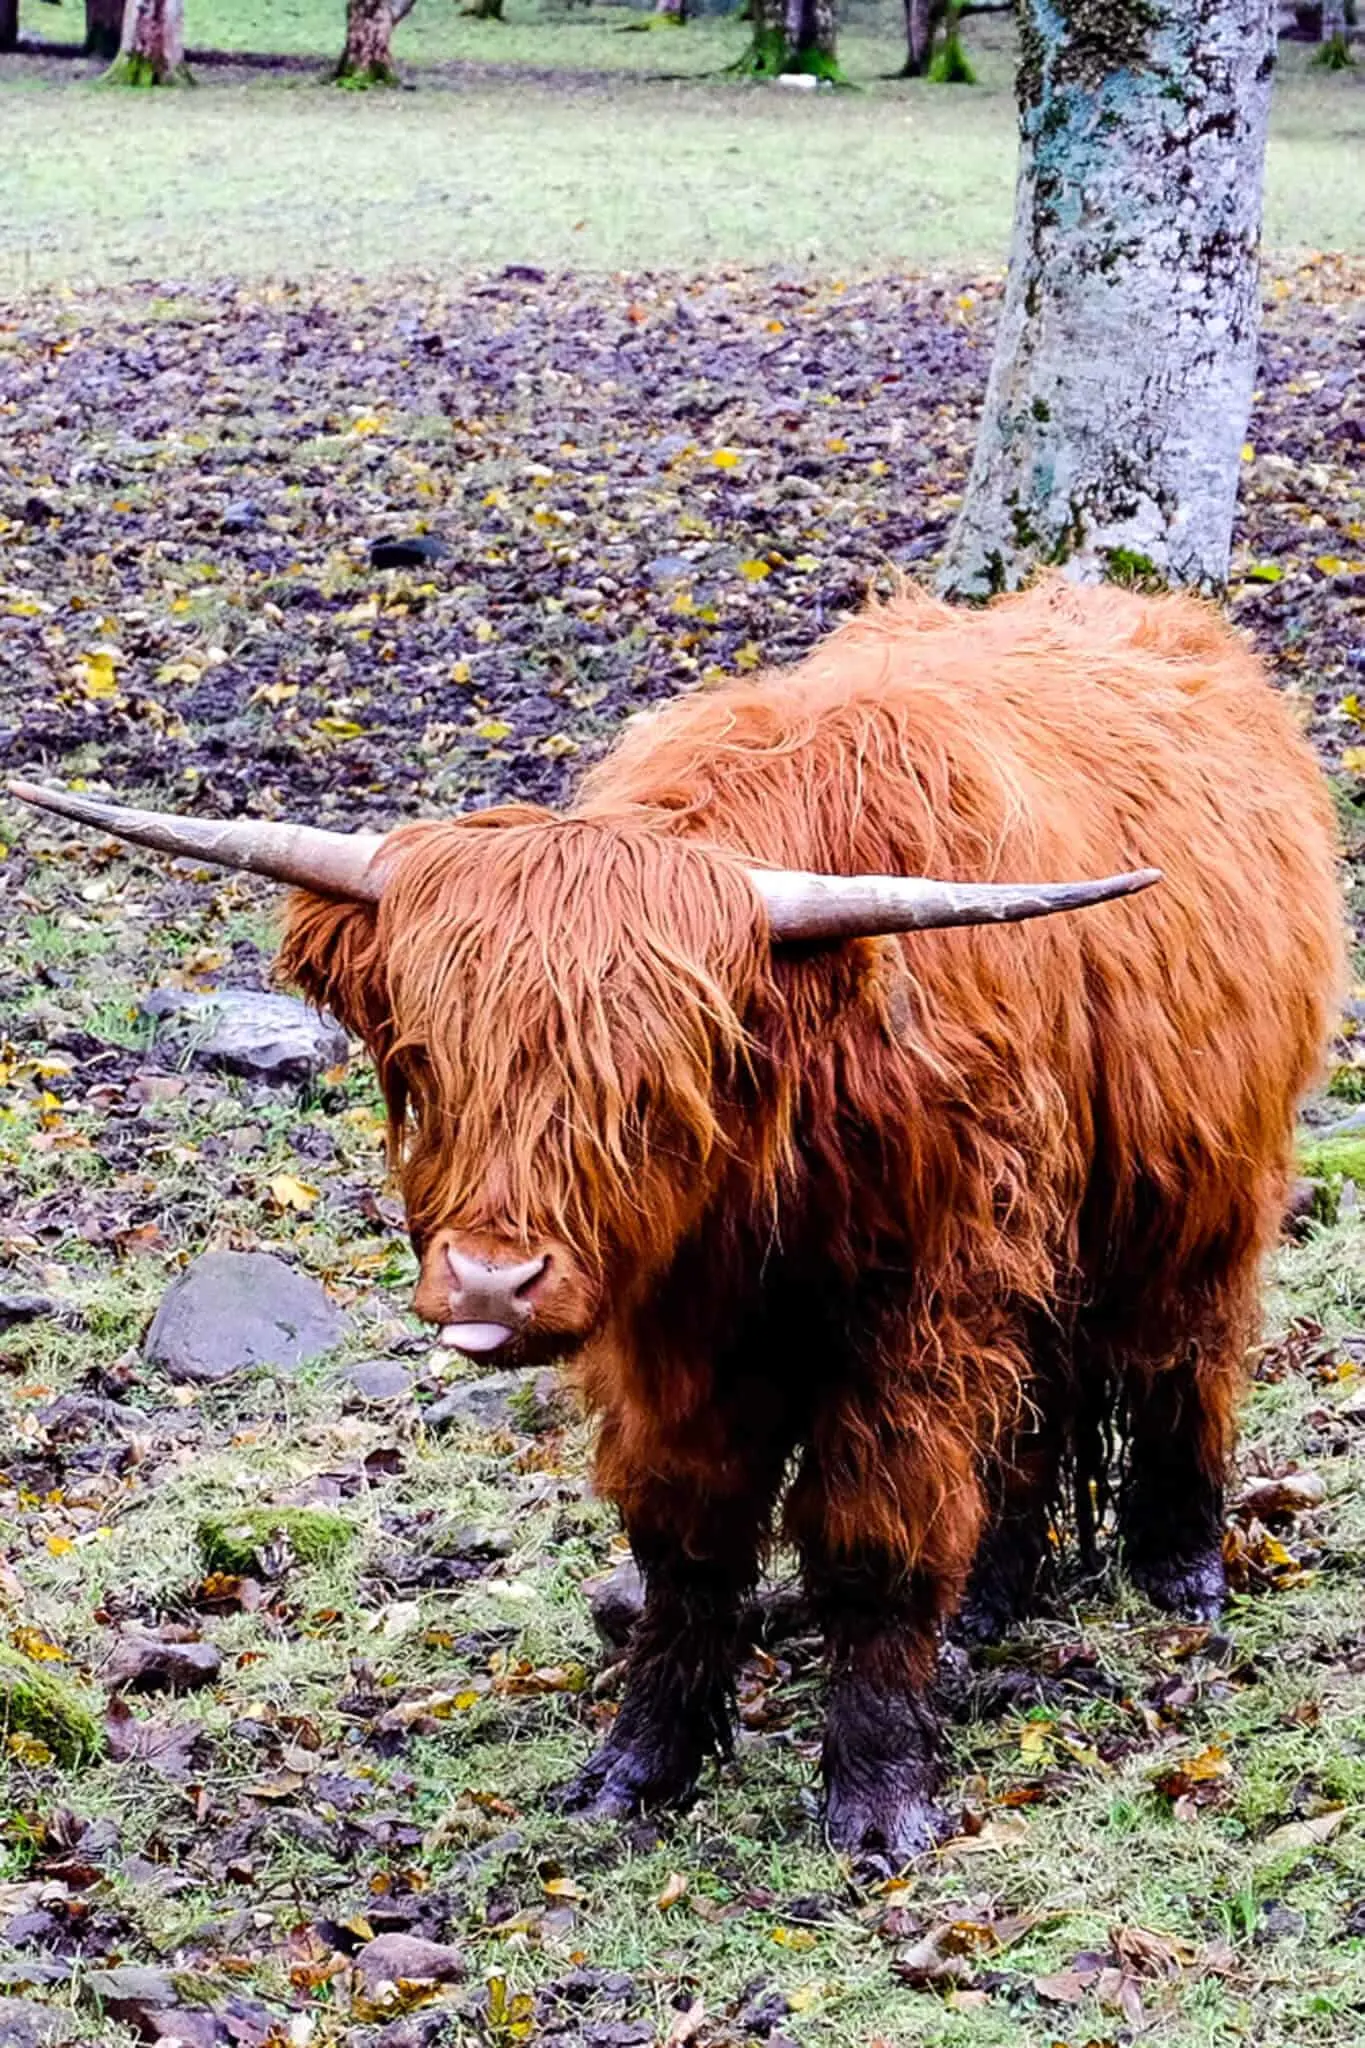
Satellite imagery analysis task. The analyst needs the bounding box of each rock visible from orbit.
[774,69,818,88]
[422,1367,569,1435]
[83,1967,177,2030]
[343,1359,414,1406]
[219,499,261,534]
[352,1933,464,1993]
[645,553,694,585]
[140,988,347,1086]
[369,535,451,570]
[1239,1470,1326,1518]
[0,1644,103,1766]
[145,2014,230,2046]
[21,496,59,525]
[0,1293,62,1332]
[1320,1106,1365,1137]
[584,1560,644,1647]
[0,1997,80,2046]
[198,1505,355,1576]
[145,1251,348,1384]
[105,1633,222,1696]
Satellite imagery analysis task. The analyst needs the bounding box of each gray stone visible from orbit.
[422,1367,569,1435]
[140,988,348,1086]
[105,1633,222,1695]
[584,1559,644,1647]
[0,1998,80,2047]
[1321,1105,1365,1137]
[343,1359,414,1406]
[352,1933,464,1991]
[0,1294,63,1333]
[145,1251,348,1384]
[83,1967,177,2028]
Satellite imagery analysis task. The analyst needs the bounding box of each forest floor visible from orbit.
[2,24,1365,2028]
[3,14,1364,283]
[1,255,1364,2048]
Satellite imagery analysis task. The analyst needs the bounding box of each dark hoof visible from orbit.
[1128,1549,1226,1622]
[952,1588,1022,1646]
[552,1742,699,1821]
[825,1778,948,1879]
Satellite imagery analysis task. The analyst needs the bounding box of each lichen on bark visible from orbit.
[940,0,1277,599]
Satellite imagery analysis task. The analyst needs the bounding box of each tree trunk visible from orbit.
[940,0,1277,598]
[740,0,840,77]
[337,0,396,83]
[901,0,939,74]
[108,0,189,82]
[1314,0,1353,62]
[86,0,125,57]
[0,0,19,55]
[656,0,689,21]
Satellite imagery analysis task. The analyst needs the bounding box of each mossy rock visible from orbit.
[198,1507,355,1576]
[0,1642,103,1766]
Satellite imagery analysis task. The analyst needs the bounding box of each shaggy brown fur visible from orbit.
[280,579,1342,1871]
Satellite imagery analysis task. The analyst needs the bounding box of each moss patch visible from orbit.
[0,1643,103,1767]
[198,1506,356,1575]
[1297,1131,1365,1186]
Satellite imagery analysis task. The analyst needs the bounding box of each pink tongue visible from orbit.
[441,1322,513,1355]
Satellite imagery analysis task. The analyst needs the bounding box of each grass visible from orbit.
[2,829,1365,2045]
[2,14,1362,286]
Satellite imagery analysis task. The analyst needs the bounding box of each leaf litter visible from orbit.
[0,256,1363,2044]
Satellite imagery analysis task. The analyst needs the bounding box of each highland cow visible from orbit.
[12,580,1342,1873]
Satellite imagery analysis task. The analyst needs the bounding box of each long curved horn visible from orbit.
[7,781,387,900]
[748,865,1162,942]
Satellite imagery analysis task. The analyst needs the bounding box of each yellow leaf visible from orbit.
[475,719,512,742]
[10,1628,66,1662]
[543,1876,587,1901]
[268,1173,319,1214]
[792,553,820,573]
[734,642,763,672]
[1341,748,1365,774]
[450,660,471,684]
[314,715,364,741]
[739,559,771,582]
[80,649,120,698]
[6,1732,54,1767]
[656,1871,688,1911]
[350,414,387,437]
[710,448,741,469]
[771,1926,816,1951]
[869,458,888,477]
[1241,444,1255,463]
[826,436,847,453]
[1315,555,1345,576]
[1019,1719,1052,1759]
[45,1535,75,1557]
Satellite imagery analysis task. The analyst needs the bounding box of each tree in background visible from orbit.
[108,0,190,82]
[1315,0,1354,62]
[0,0,17,54]
[337,0,397,83]
[738,0,842,80]
[940,0,1277,597]
[86,0,125,58]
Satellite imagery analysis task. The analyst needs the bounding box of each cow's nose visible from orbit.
[440,1248,548,1354]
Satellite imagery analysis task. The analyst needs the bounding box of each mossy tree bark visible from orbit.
[86,0,126,57]
[940,0,1277,597]
[108,0,190,83]
[740,0,843,78]
[336,0,397,83]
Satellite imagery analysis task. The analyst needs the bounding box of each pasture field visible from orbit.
[1,7,1363,286]
[2,15,1365,2046]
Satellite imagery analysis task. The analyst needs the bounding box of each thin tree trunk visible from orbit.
[940,0,1277,598]
[740,0,840,76]
[1315,0,1353,61]
[901,0,940,74]
[0,0,19,54]
[337,0,396,83]
[86,0,125,56]
[108,0,189,82]
[656,0,689,21]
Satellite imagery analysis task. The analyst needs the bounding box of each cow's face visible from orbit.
[280,811,773,1364]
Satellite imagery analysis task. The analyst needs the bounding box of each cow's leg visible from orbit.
[1119,1340,1238,1621]
[786,1391,985,1877]
[556,1406,789,1819]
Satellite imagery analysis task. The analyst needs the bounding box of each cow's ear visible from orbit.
[277,888,389,1049]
